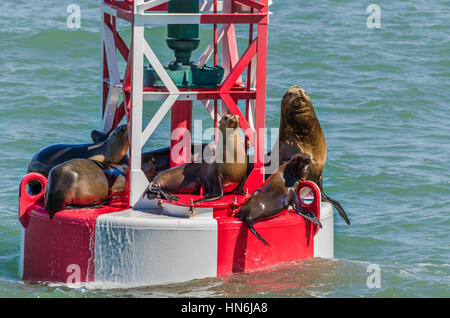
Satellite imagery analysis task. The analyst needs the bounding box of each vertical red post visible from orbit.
[245,0,269,193]
[245,8,254,154]
[213,0,219,144]
[102,13,111,119]
[213,0,218,67]
[170,101,193,167]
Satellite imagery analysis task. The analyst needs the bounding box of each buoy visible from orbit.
[19,0,334,286]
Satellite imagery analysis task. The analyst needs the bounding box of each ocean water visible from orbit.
[0,0,449,298]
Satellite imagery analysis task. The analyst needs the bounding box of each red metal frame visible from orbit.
[170,101,193,167]
[101,0,270,201]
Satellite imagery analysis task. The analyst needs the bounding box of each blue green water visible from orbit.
[0,0,449,297]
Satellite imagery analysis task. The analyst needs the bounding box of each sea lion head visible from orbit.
[279,85,319,139]
[219,114,240,131]
[288,153,312,181]
[217,114,246,164]
[282,85,313,117]
[105,124,129,164]
[142,157,158,181]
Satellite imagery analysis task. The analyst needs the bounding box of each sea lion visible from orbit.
[142,114,247,203]
[140,142,216,181]
[272,85,350,225]
[28,124,128,178]
[236,153,322,245]
[45,159,128,219]
[90,127,216,182]
[43,142,214,219]
[92,128,215,164]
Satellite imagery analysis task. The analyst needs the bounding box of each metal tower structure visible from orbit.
[100,0,270,206]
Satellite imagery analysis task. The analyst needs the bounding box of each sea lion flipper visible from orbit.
[318,178,350,225]
[234,178,246,194]
[295,207,322,228]
[245,220,270,246]
[166,191,180,202]
[159,190,175,202]
[194,192,223,203]
[45,167,77,219]
[194,175,223,203]
[321,192,351,225]
[91,129,108,143]
[142,182,159,200]
[290,189,323,228]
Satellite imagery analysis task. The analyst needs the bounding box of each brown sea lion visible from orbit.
[92,128,215,164]
[236,153,322,245]
[142,114,247,203]
[272,85,350,225]
[140,142,216,181]
[45,159,128,219]
[43,143,212,219]
[90,127,216,182]
[27,124,128,193]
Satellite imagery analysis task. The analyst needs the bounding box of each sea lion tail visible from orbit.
[321,192,351,225]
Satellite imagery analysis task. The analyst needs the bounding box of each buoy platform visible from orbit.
[19,186,333,286]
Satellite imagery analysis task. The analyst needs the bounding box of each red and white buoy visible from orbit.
[19,178,333,285]
[19,0,333,286]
